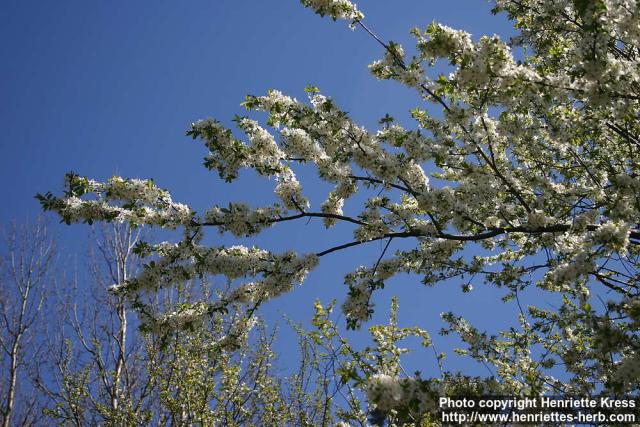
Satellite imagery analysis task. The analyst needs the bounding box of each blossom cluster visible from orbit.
[590,221,631,253]
[613,354,640,391]
[122,243,317,294]
[215,313,258,352]
[151,302,210,332]
[204,203,283,237]
[299,0,363,22]
[366,374,437,414]
[37,174,194,229]
[122,243,318,331]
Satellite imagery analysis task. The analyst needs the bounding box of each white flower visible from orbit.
[526,209,550,228]
[613,354,640,390]
[367,374,403,411]
[300,0,363,22]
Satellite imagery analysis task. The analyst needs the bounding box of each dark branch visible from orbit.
[316,232,415,257]
[316,224,640,257]
[198,211,368,228]
[348,175,412,194]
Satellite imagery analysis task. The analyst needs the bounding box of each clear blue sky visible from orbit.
[1,1,523,377]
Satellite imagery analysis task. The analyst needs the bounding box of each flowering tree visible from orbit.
[38,0,640,422]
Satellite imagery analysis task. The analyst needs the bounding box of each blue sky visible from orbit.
[1,1,523,378]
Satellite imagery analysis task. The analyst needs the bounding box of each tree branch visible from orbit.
[199,211,368,228]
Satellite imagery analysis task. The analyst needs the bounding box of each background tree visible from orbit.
[0,219,55,427]
[35,224,157,425]
[29,223,348,426]
[37,0,640,422]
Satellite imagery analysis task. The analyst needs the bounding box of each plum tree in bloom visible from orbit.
[38,0,640,422]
